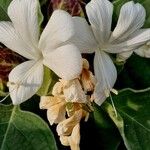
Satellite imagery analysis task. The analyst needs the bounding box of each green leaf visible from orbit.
[103,88,150,150]
[39,0,48,6]
[0,90,7,97]
[91,104,121,150]
[0,104,58,150]
[115,54,150,89]
[0,81,7,97]
[0,0,12,21]
[38,0,44,30]
[37,66,58,96]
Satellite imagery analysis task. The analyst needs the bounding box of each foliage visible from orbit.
[0,0,150,150]
[102,88,150,150]
[0,104,58,150]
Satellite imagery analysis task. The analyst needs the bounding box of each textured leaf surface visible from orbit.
[0,104,58,150]
[116,54,150,89]
[0,0,12,21]
[103,88,150,150]
[37,66,58,96]
[87,104,121,150]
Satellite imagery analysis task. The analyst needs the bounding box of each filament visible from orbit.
[109,93,118,117]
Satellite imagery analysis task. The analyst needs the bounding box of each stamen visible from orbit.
[105,88,118,98]
[7,82,20,91]
[0,82,20,103]
[7,81,16,86]
[146,41,150,47]
[104,89,110,97]
[109,93,118,117]
[111,89,118,95]
[0,93,10,103]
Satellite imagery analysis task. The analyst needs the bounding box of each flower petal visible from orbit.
[110,1,146,42]
[43,44,82,80]
[71,17,97,53]
[0,22,39,59]
[86,0,113,44]
[62,79,87,103]
[39,10,74,52]
[56,110,82,136]
[116,51,133,62]
[134,41,150,58]
[68,123,80,150]
[8,0,40,54]
[40,96,66,125]
[8,60,43,105]
[94,50,117,105]
[105,29,150,53]
[59,124,81,150]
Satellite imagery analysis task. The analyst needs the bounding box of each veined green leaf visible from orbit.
[0,0,12,21]
[0,104,58,150]
[39,0,48,6]
[91,104,121,150]
[103,88,150,150]
[116,54,150,89]
[37,66,58,96]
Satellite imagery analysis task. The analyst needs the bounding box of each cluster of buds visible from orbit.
[40,59,96,150]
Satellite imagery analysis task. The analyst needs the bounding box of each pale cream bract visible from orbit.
[71,0,150,105]
[40,59,95,150]
[0,0,82,104]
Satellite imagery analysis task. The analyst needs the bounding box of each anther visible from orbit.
[104,89,110,97]
[111,89,118,95]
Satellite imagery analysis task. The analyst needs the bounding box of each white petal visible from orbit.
[110,1,146,42]
[63,79,87,103]
[8,0,40,54]
[8,60,43,105]
[0,22,39,59]
[116,51,133,62]
[39,10,74,52]
[71,17,97,53]
[134,41,150,58]
[105,29,150,53]
[94,83,107,106]
[43,44,82,80]
[86,0,113,44]
[94,50,117,105]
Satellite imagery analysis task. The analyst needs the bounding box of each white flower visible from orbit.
[71,0,150,105]
[135,41,150,58]
[0,0,82,105]
[117,41,150,61]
